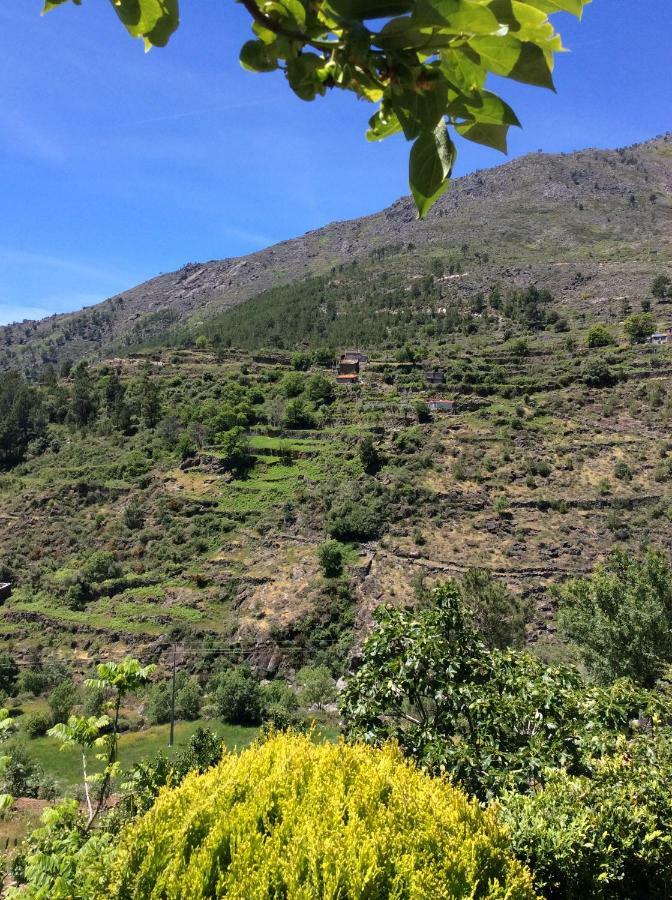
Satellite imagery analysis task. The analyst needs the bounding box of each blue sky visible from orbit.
[0,1,670,326]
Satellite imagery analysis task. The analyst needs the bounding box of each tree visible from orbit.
[297,665,337,709]
[558,549,672,687]
[48,680,79,724]
[214,666,264,725]
[283,397,316,429]
[85,659,155,822]
[623,312,656,344]
[42,0,589,217]
[586,324,614,348]
[69,361,97,427]
[138,375,162,428]
[0,371,45,469]
[0,651,19,697]
[175,677,201,721]
[317,540,345,578]
[459,568,529,650]
[305,372,334,405]
[218,426,253,472]
[359,434,383,474]
[652,274,672,300]
[340,581,669,799]
[48,715,109,822]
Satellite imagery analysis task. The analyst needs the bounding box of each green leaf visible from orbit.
[287,53,326,101]
[42,0,79,12]
[456,120,510,151]
[240,40,278,72]
[409,123,456,218]
[108,0,179,49]
[469,34,555,88]
[366,107,403,142]
[413,0,504,34]
[524,0,590,18]
[324,0,412,20]
[391,73,448,140]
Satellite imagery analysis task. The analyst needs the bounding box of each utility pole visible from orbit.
[169,643,176,748]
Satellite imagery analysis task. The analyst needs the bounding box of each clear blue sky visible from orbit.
[0,1,670,326]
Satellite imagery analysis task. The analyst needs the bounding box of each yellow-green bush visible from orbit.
[104,732,535,899]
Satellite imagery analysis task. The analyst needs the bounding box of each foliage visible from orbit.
[581,357,616,387]
[48,715,110,822]
[341,581,671,799]
[1,743,54,800]
[101,731,535,898]
[652,274,672,300]
[23,712,52,738]
[6,799,113,900]
[84,659,155,822]
[217,426,253,472]
[459,567,529,649]
[586,324,615,348]
[214,666,264,726]
[317,540,345,578]
[48,680,78,724]
[558,549,672,687]
[297,665,336,709]
[0,371,45,469]
[0,651,19,696]
[501,731,672,899]
[43,0,588,216]
[359,433,383,474]
[327,482,385,541]
[623,312,656,344]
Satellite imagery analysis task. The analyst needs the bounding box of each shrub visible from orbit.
[0,652,19,696]
[586,324,615,348]
[501,732,672,899]
[48,680,78,724]
[175,678,201,721]
[214,666,263,725]
[558,549,672,687]
[23,712,52,738]
[614,460,633,482]
[297,665,336,709]
[102,733,535,899]
[317,541,344,578]
[623,312,656,344]
[81,551,121,584]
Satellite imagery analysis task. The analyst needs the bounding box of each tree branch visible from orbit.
[239,0,339,52]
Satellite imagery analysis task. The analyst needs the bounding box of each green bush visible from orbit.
[23,712,52,739]
[558,549,672,687]
[501,732,672,899]
[48,680,78,725]
[317,540,344,578]
[102,733,535,899]
[214,666,263,726]
[586,324,615,348]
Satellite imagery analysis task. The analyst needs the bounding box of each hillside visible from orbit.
[2,132,671,375]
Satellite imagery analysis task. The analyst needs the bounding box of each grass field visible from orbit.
[26,720,259,792]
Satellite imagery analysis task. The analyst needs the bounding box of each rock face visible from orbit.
[2,133,671,375]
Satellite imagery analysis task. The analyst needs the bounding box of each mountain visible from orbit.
[2,132,671,374]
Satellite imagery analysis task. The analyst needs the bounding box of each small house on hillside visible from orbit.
[0,583,12,603]
[429,398,456,414]
[648,329,672,345]
[344,351,369,363]
[338,355,360,376]
[424,368,446,387]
